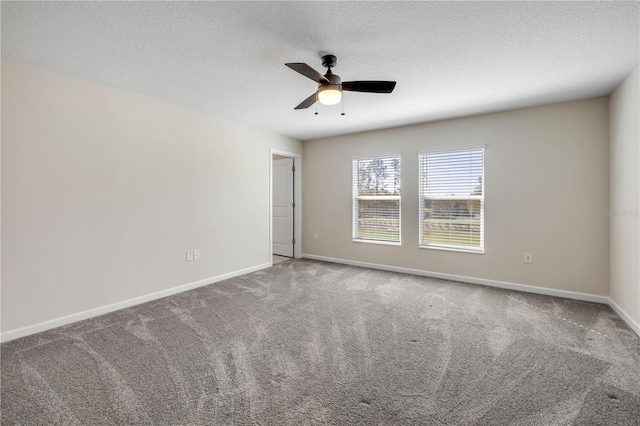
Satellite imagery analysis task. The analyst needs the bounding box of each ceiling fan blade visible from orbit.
[342,81,397,93]
[285,63,330,84]
[294,92,318,110]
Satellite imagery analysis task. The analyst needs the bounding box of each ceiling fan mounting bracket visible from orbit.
[322,55,337,70]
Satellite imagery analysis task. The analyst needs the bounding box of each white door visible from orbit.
[272,158,294,257]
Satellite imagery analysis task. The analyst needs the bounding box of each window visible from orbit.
[418,147,484,253]
[352,155,401,245]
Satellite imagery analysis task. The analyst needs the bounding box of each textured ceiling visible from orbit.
[2,1,638,141]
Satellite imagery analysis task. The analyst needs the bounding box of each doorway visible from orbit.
[272,156,294,257]
[270,149,302,264]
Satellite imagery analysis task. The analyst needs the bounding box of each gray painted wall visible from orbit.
[609,66,640,325]
[303,98,610,296]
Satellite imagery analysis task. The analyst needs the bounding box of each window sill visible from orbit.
[419,244,484,254]
[353,239,401,247]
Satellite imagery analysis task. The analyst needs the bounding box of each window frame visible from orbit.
[418,146,485,254]
[352,153,402,246]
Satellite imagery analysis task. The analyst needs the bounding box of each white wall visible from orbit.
[609,66,639,325]
[1,59,302,332]
[303,98,610,296]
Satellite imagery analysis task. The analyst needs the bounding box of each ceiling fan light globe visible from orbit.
[317,85,342,105]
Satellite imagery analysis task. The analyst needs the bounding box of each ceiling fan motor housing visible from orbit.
[317,71,342,105]
[320,72,342,88]
[317,64,342,105]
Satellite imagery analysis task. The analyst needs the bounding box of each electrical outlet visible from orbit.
[186,250,194,261]
[524,252,532,264]
[194,249,200,260]
[314,233,318,241]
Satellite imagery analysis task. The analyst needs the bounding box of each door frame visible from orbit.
[270,149,302,262]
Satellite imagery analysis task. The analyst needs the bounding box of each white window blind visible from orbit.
[418,147,484,252]
[352,155,401,244]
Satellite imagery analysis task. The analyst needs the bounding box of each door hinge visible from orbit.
[292,238,296,244]
[292,202,295,208]
[292,165,295,172]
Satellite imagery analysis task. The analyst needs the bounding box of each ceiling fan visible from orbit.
[285,55,396,110]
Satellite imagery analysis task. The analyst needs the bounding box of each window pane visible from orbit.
[423,199,481,248]
[418,147,484,252]
[356,158,401,196]
[356,199,400,242]
[424,150,483,197]
[353,154,401,245]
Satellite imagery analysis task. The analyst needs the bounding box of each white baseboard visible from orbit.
[4,257,637,342]
[302,254,640,337]
[301,254,610,304]
[0,262,272,343]
[608,298,640,337]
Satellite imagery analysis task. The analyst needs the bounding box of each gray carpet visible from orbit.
[2,259,639,425]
